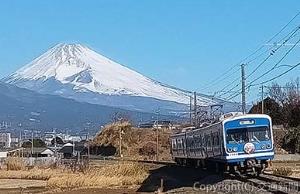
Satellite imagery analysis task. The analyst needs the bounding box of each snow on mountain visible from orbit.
[4,43,218,114]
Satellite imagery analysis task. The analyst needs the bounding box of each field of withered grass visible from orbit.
[47,162,149,189]
[0,158,149,190]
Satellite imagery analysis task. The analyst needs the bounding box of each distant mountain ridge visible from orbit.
[3,43,223,115]
[0,82,173,132]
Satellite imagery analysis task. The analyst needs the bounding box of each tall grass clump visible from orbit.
[6,157,25,171]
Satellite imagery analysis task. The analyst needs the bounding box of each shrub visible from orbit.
[282,127,300,153]
[139,142,156,158]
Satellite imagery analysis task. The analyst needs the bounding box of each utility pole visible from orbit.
[19,130,22,147]
[119,129,121,157]
[54,129,57,161]
[241,64,246,114]
[194,91,197,127]
[31,129,34,158]
[296,78,299,103]
[155,109,159,161]
[189,95,192,126]
[87,131,90,161]
[261,85,264,114]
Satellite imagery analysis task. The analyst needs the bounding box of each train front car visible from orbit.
[223,114,274,175]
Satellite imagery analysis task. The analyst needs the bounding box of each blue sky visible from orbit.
[0,0,299,103]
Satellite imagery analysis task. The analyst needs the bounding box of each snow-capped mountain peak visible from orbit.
[4,43,220,113]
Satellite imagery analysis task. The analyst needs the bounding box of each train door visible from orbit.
[212,131,220,156]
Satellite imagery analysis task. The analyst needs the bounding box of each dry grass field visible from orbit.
[270,160,300,177]
[0,158,149,192]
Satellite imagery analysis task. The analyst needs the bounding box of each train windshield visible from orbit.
[226,126,270,144]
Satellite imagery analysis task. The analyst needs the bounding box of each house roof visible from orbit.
[21,147,54,154]
[63,143,73,147]
[59,144,85,154]
[59,146,73,154]
[41,149,54,155]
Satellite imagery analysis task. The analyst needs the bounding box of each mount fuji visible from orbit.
[3,43,234,115]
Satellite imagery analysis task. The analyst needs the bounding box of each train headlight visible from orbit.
[267,144,271,149]
[233,147,238,152]
[227,148,232,153]
[261,144,266,149]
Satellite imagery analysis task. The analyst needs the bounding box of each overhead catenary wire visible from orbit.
[201,11,300,92]
[244,10,300,65]
[214,32,300,101]
[249,61,300,87]
[213,74,240,95]
[246,25,300,79]
[248,36,300,87]
[219,26,300,99]
[223,91,242,101]
[201,65,240,91]
[221,83,241,99]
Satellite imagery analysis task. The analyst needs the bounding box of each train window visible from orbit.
[199,135,202,147]
[186,137,192,147]
[179,139,183,148]
[177,139,181,149]
[191,136,195,148]
[216,134,220,146]
[212,132,219,146]
[172,139,176,148]
[182,138,185,148]
[180,139,183,148]
[193,135,197,148]
[187,136,192,148]
[186,137,189,147]
[191,136,195,149]
[206,134,211,147]
[226,126,270,144]
[197,135,201,148]
[248,127,271,142]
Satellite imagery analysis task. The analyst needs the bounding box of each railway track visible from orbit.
[264,172,300,182]
[227,173,300,194]
[90,157,175,166]
[90,158,300,193]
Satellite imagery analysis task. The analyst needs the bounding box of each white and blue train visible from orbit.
[170,113,274,175]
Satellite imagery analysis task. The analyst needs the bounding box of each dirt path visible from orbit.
[0,179,46,189]
[0,179,47,193]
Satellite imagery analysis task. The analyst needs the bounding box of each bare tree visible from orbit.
[268,82,286,106]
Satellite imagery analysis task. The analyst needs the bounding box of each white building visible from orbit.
[0,150,8,158]
[0,133,11,148]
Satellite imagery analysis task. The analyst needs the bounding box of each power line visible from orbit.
[224,91,242,101]
[246,25,300,79]
[249,61,300,87]
[219,26,300,98]
[219,83,240,99]
[248,36,300,87]
[213,73,240,95]
[201,11,300,91]
[201,65,240,91]
[263,11,300,45]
